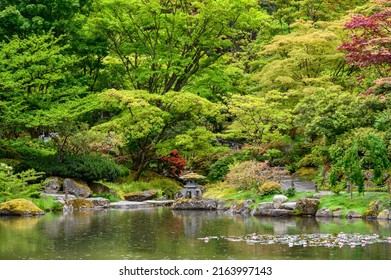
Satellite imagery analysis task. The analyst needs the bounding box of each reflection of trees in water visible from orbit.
[0,216,48,259]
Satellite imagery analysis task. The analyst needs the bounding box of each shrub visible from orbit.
[206,151,251,182]
[283,186,296,197]
[0,163,44,202]
[225,160,289,190]
[259,181,282,196]
[16,154,122,182]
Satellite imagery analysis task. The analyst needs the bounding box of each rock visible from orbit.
[227,199,255,215]
[89,182,113,195]
[273,195,288,209]
[63,178,92,198]
[295,198,320,216]
[257,202,274,210]
[363,200,381,220]
[68,198,94,210]
[123,190,158,202]
[315,207,333,217]
[377,209,390,220]
[172,199,218,210]
[313,193,325,199]
[253,209,296,217]
[332,207,343,218]
[0,199,44,216]
[217,200,231,211]
[345,210,362,219]
[280,202,297,210]
[86,197,110,208]
[44,177,63,194]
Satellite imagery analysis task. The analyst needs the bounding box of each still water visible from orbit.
[0,208,390,260]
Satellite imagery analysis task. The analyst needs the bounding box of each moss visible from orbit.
[0,199,44,216]
[68,198,93,209]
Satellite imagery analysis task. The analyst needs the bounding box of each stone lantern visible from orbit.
[179,172,205,199]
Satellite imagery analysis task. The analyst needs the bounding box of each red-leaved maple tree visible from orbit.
[159,150,187,176]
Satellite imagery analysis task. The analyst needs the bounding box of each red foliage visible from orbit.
[159,150,187,176]
[338,11,391,68]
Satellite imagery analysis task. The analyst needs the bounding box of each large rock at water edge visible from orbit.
[363,200,381,220]
[295,198,320,216]
[257,202,274,210]
[63,178,92,198]
[0,199,44,216]
[280,202,297,210]
[124,190,158,202]
[44,177,63,194]
[172,199,218,210]
[273,195,288,209]
[86,197,110,208]
[377,209,390,220]
[315,208,333,218]
[68,198,94,210]
[253,209,296,217]
[346,210,362,219]
[227,199,255,215]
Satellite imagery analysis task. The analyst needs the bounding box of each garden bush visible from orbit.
[206,151,251,182]
[225,160,289,190]
[259,181,281,196]
[16,154,122,182]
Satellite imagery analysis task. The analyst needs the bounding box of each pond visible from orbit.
[0,208,390,260]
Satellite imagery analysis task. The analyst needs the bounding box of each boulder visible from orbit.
[295,198,320,216]
[89,182,114,195]
[345,210,362,219]
[172,199,218,210]
[44,177,63,194]
[253,209,296,217]
[227,199,255,215]
[68,198,94,210]
[315,207,333,218]
[0,199,44,216]
[217,200,231,211]
[280,202,297,210]
[332,207,343,218]
[257,202,274,210]
[86,197,110,208]
[123,190,158,202]
[63,178,92,198]
[273,195,288,209]
[377,209,390,220]
[363,200,381,220]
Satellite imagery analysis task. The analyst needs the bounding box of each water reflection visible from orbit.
[0,209,390,260]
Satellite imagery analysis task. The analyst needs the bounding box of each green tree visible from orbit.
[329,131,390,197]
[93,89,220,180]
[91,0,264,94]
[0,33,88,138]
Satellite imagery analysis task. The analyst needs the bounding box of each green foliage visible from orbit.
[31,197,63,212]
[283,186,296,198]
[259,181,282,196]
[91,193,119,202]
[206,151,252,183]
[92,0,264,94]
[0,163,44,202]
[225,160,289,190]
[16,154,122,183]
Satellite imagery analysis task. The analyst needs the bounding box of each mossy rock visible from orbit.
[362,200,381,219]
[63,178,92,198]
[44,177,64,194]
[123,190,158,202]
[68,198,94,210]
[0,199,44,216]
[295,198,320,216]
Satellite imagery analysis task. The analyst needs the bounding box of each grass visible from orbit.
[204,182,391,214]
[31,197,63,212]
[105,178,182,200]
[318,192,391,216]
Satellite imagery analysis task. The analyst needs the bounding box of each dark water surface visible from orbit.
[0,208,390,260]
